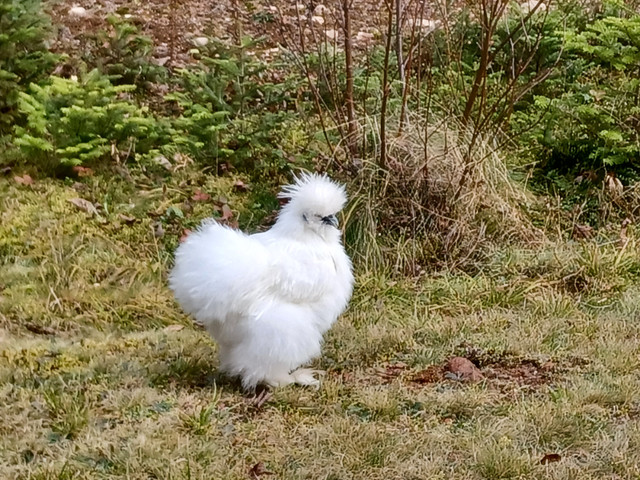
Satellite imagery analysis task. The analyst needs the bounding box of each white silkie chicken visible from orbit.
[169,173,353,390]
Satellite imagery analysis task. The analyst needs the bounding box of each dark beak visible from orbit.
[322,214,338,228]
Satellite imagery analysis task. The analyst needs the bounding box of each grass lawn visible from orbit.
[2,170,640,479]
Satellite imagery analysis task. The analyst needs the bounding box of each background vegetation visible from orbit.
[2,0,640,478]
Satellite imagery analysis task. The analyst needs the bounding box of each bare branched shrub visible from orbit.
[269,0,569,272]
[345,111,543,274]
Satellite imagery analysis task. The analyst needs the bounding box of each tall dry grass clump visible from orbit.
[344,112,543,274]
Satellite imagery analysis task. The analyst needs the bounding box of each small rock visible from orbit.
[156,43,170,56]
[521,0,547,12]
[356,31,374,43]
[446,357,484,383]
[153,56,171,66]
[325,29,338,40]
[413,18,440,33]
[68,6,88,17]
[312,15,325,25]
[192,37,209,47]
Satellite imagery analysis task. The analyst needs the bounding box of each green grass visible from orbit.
[2,169,640,479]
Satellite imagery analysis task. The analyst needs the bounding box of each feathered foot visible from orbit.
[263,369,326,389]
[291,368,326,389]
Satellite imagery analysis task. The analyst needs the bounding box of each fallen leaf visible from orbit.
[71,166,94,177]
[233,180,250,192]
[619,217,632,248]
[14,174,34,185]
[605,171,623,199]
[68,198,98,215]
[373,362,408,381]
[540,453,562,464]
[248,461,273,478]
[221,204,233,221]
[71,182,88,192]
[147,209,164,218]
[153,223,165,238]
[153,154,173,171]
[115,165,133,182]
[163,324,185,333]
[412,365,444,384]
[540,360,555,372]
[192,190,211,202]
[165,206,184,219]
[179,229,192,243]
[180,200,193,215]
[216,195,228,205]
[572,223,594,240]
[118,213,137,225]
[25,323,56,336]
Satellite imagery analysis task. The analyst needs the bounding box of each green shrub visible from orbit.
[0,0,57,133]
[166,37,305,175]
[14,69,166,168]
[83,15,166,90]
[523,14,640,181]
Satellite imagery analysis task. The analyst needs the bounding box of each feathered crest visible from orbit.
[278,172,347,215]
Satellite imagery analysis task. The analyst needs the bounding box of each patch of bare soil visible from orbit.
[365,344,586,391]
[47,0,438,67]
[410,356,555,391]
[49,0,223,67]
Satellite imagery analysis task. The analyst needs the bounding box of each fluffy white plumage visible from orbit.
[169,173,354,390]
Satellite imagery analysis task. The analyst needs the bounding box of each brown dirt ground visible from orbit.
[47,0,439,67]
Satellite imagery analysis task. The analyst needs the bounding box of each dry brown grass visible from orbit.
[345,112,542,275]
[2,170,640,479]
